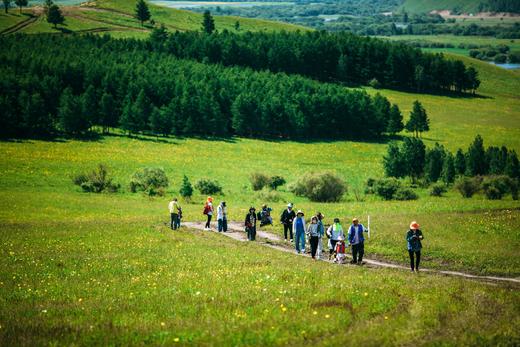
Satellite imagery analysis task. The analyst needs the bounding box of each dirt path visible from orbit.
[182,221,520,285]
[0,15,38,35]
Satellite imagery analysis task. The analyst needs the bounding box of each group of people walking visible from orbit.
[169,197,425,271]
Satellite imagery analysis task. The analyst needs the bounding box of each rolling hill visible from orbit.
[400,0,486,14]
[0,0,308,37]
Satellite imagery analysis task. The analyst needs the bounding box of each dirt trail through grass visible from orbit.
[183,221,520,285]
[0,15,37,35]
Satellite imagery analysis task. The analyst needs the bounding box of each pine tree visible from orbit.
[466,134,487,176]
[202,10,215,34]
[3,0,11,13]
[99,92,117,133]
[386,104,404,135]
[47,4,64,28]
[442,152,456,184]
[82,85,99,129]
[14,0,27,14]
[120,94,145,135]
[454,148,466,175]
[405,100,429,138]
[43,0,53,15]
[234,20,240,31]
[179,175,193,200]
[149,106,172,136]
[505,150,520,179]
[20,91,52,136]
[135,0,151,26]
[425,143,445,183]
[58,88,90,135]
[402,137,426,181]
[383,142,405,178]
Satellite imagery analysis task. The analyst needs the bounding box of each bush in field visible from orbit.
[430,183,447,197]
[269,175,286,190]
[374,178,401,200]
[455,176,481,198]
[130,167,169,196]
[482,175,518,200]
[290,172,346,202]
[255,189,282,203]
[250,173,270,191]
[394,188,418,201]
[73,164,120,193]
[195,179,223,195]
[179,175,193,200]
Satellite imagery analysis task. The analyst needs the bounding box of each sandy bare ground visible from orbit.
[181,221,520,286]
[431,10,520,19]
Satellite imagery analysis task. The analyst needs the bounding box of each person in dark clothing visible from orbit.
[306,216,320,260]
[406,221,424,272]
[245,207,257,241]
[280,203,296,242]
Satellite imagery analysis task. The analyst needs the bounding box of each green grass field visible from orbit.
[400,0,483,14]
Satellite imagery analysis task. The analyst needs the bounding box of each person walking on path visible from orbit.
[334,236,347,264]
[407,221,424,272]
[306,216,320,260]
[217,201,228,232]
[203,197,214,231]
[168,197,181,230]
[280,203,296,242]
[245,207,257,241]
[326,218,344,260]
[348,218,368,265]
[316,212,325,259]
[293,210,306,254]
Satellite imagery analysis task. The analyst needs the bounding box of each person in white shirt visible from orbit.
[217,201,227,232]
[168,197,181,230]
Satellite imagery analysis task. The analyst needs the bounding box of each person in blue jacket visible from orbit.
[406,221,424,272]
[292,210,306,254]
[348,218,368,265]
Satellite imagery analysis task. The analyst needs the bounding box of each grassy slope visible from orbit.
[400,0,483,14]
[0,0,307,37]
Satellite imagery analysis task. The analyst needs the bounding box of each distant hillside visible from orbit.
[0,0,307,37]
[400,0,486,14]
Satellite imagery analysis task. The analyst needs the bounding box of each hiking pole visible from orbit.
[367,215,371,239]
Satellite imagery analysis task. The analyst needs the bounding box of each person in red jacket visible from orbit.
[203,196,214,231]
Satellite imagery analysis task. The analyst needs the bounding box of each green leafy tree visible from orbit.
[14,0,27,14]
[58,88,90,134]
[405,100,429,138]
[3,0,11,13]
[19,91,53,136]
[202,10,215,34]
[43,0,53,15]
[383,142,405,178]
[47,4,64,28]
[179,175,193,200]
[135,0,151,26]
[149,106,172,136]
[441,152,456,184]
[402,137,426,182]
[425,143,445,183]
[454,148,466,175]
[465,66,480,94]
[466,135,487,176]
[120,90,150,135]
[386,104,403,135]
[82,85,99,129]
[234,20,240,31]
[505,150,520,179]
[99,92,117,134]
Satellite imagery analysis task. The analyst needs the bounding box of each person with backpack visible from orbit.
[316,212,325,259]
[292,210,306,254]
[217,201,227,232]
[245,207,257,241]
[280,203,296,242]
[203,196,214,231]
[306,216,320,260]
[348,218,368,265]
[168,197,181,230]
[407,221,424,272]
[326,218,344,259]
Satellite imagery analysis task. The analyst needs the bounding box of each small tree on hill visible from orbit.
[202,10,215,34]
[135,0,151,26]
[505,150,520,179]
[234,20,240,31]
[47,4,64,29]
[3,0,11,13]
[454,148,466,175]
[43,0,53,15]
[14,0,27,14]
[149,106,172,137]
[425,143,445,183]
[58,88,90,135]
[442,152,456,184]
[405,100,429,138]
[99,92,117,134]
[383,142,405,178]
[402,137,426,182]
[386,104,404,135]
[466,135,487,176]
[179,175,193,200]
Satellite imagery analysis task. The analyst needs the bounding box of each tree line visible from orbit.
[383,135,520,184]
[147,27,480,94]
[1,34,408,139]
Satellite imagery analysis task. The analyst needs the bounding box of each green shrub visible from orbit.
[374,178,401,200]
[455,176,481,198]
[195,179,223,195]
[250,173,270,191]
[179,175,193,199]
[364,178,377,194]
[394,188,418,201]
[290,172,347,202]
[255,189,282,202]
[482,175,517,200]
[73,164,120,193]
[430,183,447,197]
[268,175,286,190]
[130,167,169,196]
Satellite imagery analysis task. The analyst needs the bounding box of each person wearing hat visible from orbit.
[280,203,296,242]
[217,201,227,232]
[292,210,306,254]
[245,207,257,241]
[348,218,368,264]
[326,218,344,260]
[316,212,325,259]
[406,221,424,272]
[203,196,214,231]
[306,216,320,260]
[334,235,347,264]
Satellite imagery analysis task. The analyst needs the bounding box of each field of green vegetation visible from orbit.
[400,0,483,14]
[0,0,306,37]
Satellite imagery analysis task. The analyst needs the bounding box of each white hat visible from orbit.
[296,210,304,216]
[288,203,293,208]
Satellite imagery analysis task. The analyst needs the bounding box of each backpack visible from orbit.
[203,203,210,215]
